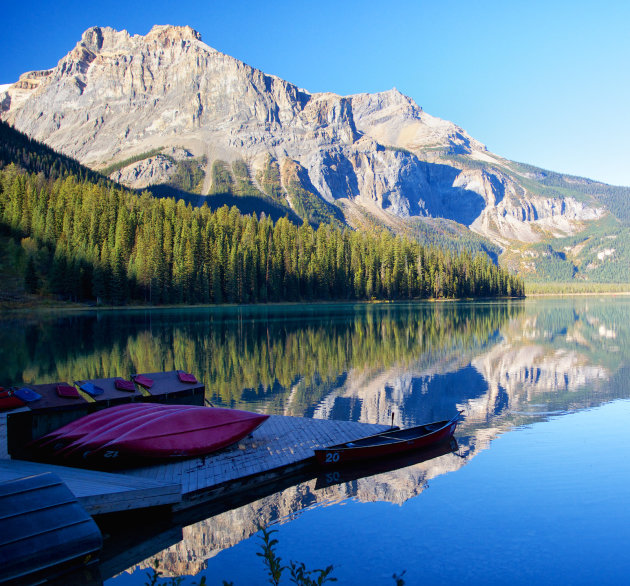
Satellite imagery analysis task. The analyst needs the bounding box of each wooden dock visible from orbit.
[0,414,390,514]
[0,459,182,516]
[3,373,205,458]
[120,415,391,509]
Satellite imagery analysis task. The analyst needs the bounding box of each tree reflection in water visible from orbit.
[4,298,630,583]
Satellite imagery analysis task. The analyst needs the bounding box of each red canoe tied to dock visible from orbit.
[72,405,270,464]
[314,413,462,466]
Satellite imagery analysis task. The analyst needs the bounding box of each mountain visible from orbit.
[2,24,629,282]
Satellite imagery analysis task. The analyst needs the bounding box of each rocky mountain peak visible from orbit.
[75,26,132,55]
[0,25,607,252]
[80,26,106,52]
[146,24,203,43]
[74,24,203,57]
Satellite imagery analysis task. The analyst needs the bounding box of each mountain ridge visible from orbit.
[2,24,629,282]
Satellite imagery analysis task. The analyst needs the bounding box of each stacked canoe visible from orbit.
[27,402,269,467]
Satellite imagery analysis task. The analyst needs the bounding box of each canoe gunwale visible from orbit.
[320,413,460,452]
[314,413,461,466]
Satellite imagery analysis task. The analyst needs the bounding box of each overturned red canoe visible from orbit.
[55,404,201,458]
[32,403,163,443]
[28,403,176,454]
[31,403,269,465]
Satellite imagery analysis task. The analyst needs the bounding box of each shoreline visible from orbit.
[525,291,630,297]
[0,296,525,314]
[3,291,630,314]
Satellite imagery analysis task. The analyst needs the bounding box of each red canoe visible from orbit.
[30,403,269,464]
[32,403,158,444]
[314,413,461,466]
[84,406,269,462]
[56,404,201,458]
[29,403,185,454]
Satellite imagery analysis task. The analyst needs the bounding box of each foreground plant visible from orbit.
[256,525,336,586]
[145,526,406,584]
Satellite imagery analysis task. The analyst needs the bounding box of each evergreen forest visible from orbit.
[0,121,523,305]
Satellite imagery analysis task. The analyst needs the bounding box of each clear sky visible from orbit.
[2,0,629,186]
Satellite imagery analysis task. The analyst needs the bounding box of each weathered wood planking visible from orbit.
[122,415,391,508]
[135,370,205,405]
[0,459,181,515]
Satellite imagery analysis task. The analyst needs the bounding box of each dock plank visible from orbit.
[122,415,390,504]
[0,459,181,515]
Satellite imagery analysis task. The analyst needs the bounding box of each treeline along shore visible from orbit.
[0,122,523,305]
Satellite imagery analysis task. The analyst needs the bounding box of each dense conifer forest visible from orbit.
[0,121,523,305]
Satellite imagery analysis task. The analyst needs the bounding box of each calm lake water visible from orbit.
[2,297,630,585]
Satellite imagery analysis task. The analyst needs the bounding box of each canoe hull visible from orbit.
[30,404,269,465]
[29,403,187,454]
[0,472,102,583]
[57,404,201,458]
[315,437,459,489]
[314,414,461,466]
[88,411,268,461]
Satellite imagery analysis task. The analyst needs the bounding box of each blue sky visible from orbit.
[2,0,629,186]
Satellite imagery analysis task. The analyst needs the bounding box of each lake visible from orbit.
[2,297,630,585]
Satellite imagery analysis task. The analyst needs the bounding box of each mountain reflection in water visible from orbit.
[103,439,461,580]
[2,298,630,583]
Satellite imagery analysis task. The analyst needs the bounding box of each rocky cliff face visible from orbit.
[0,25,606,248]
